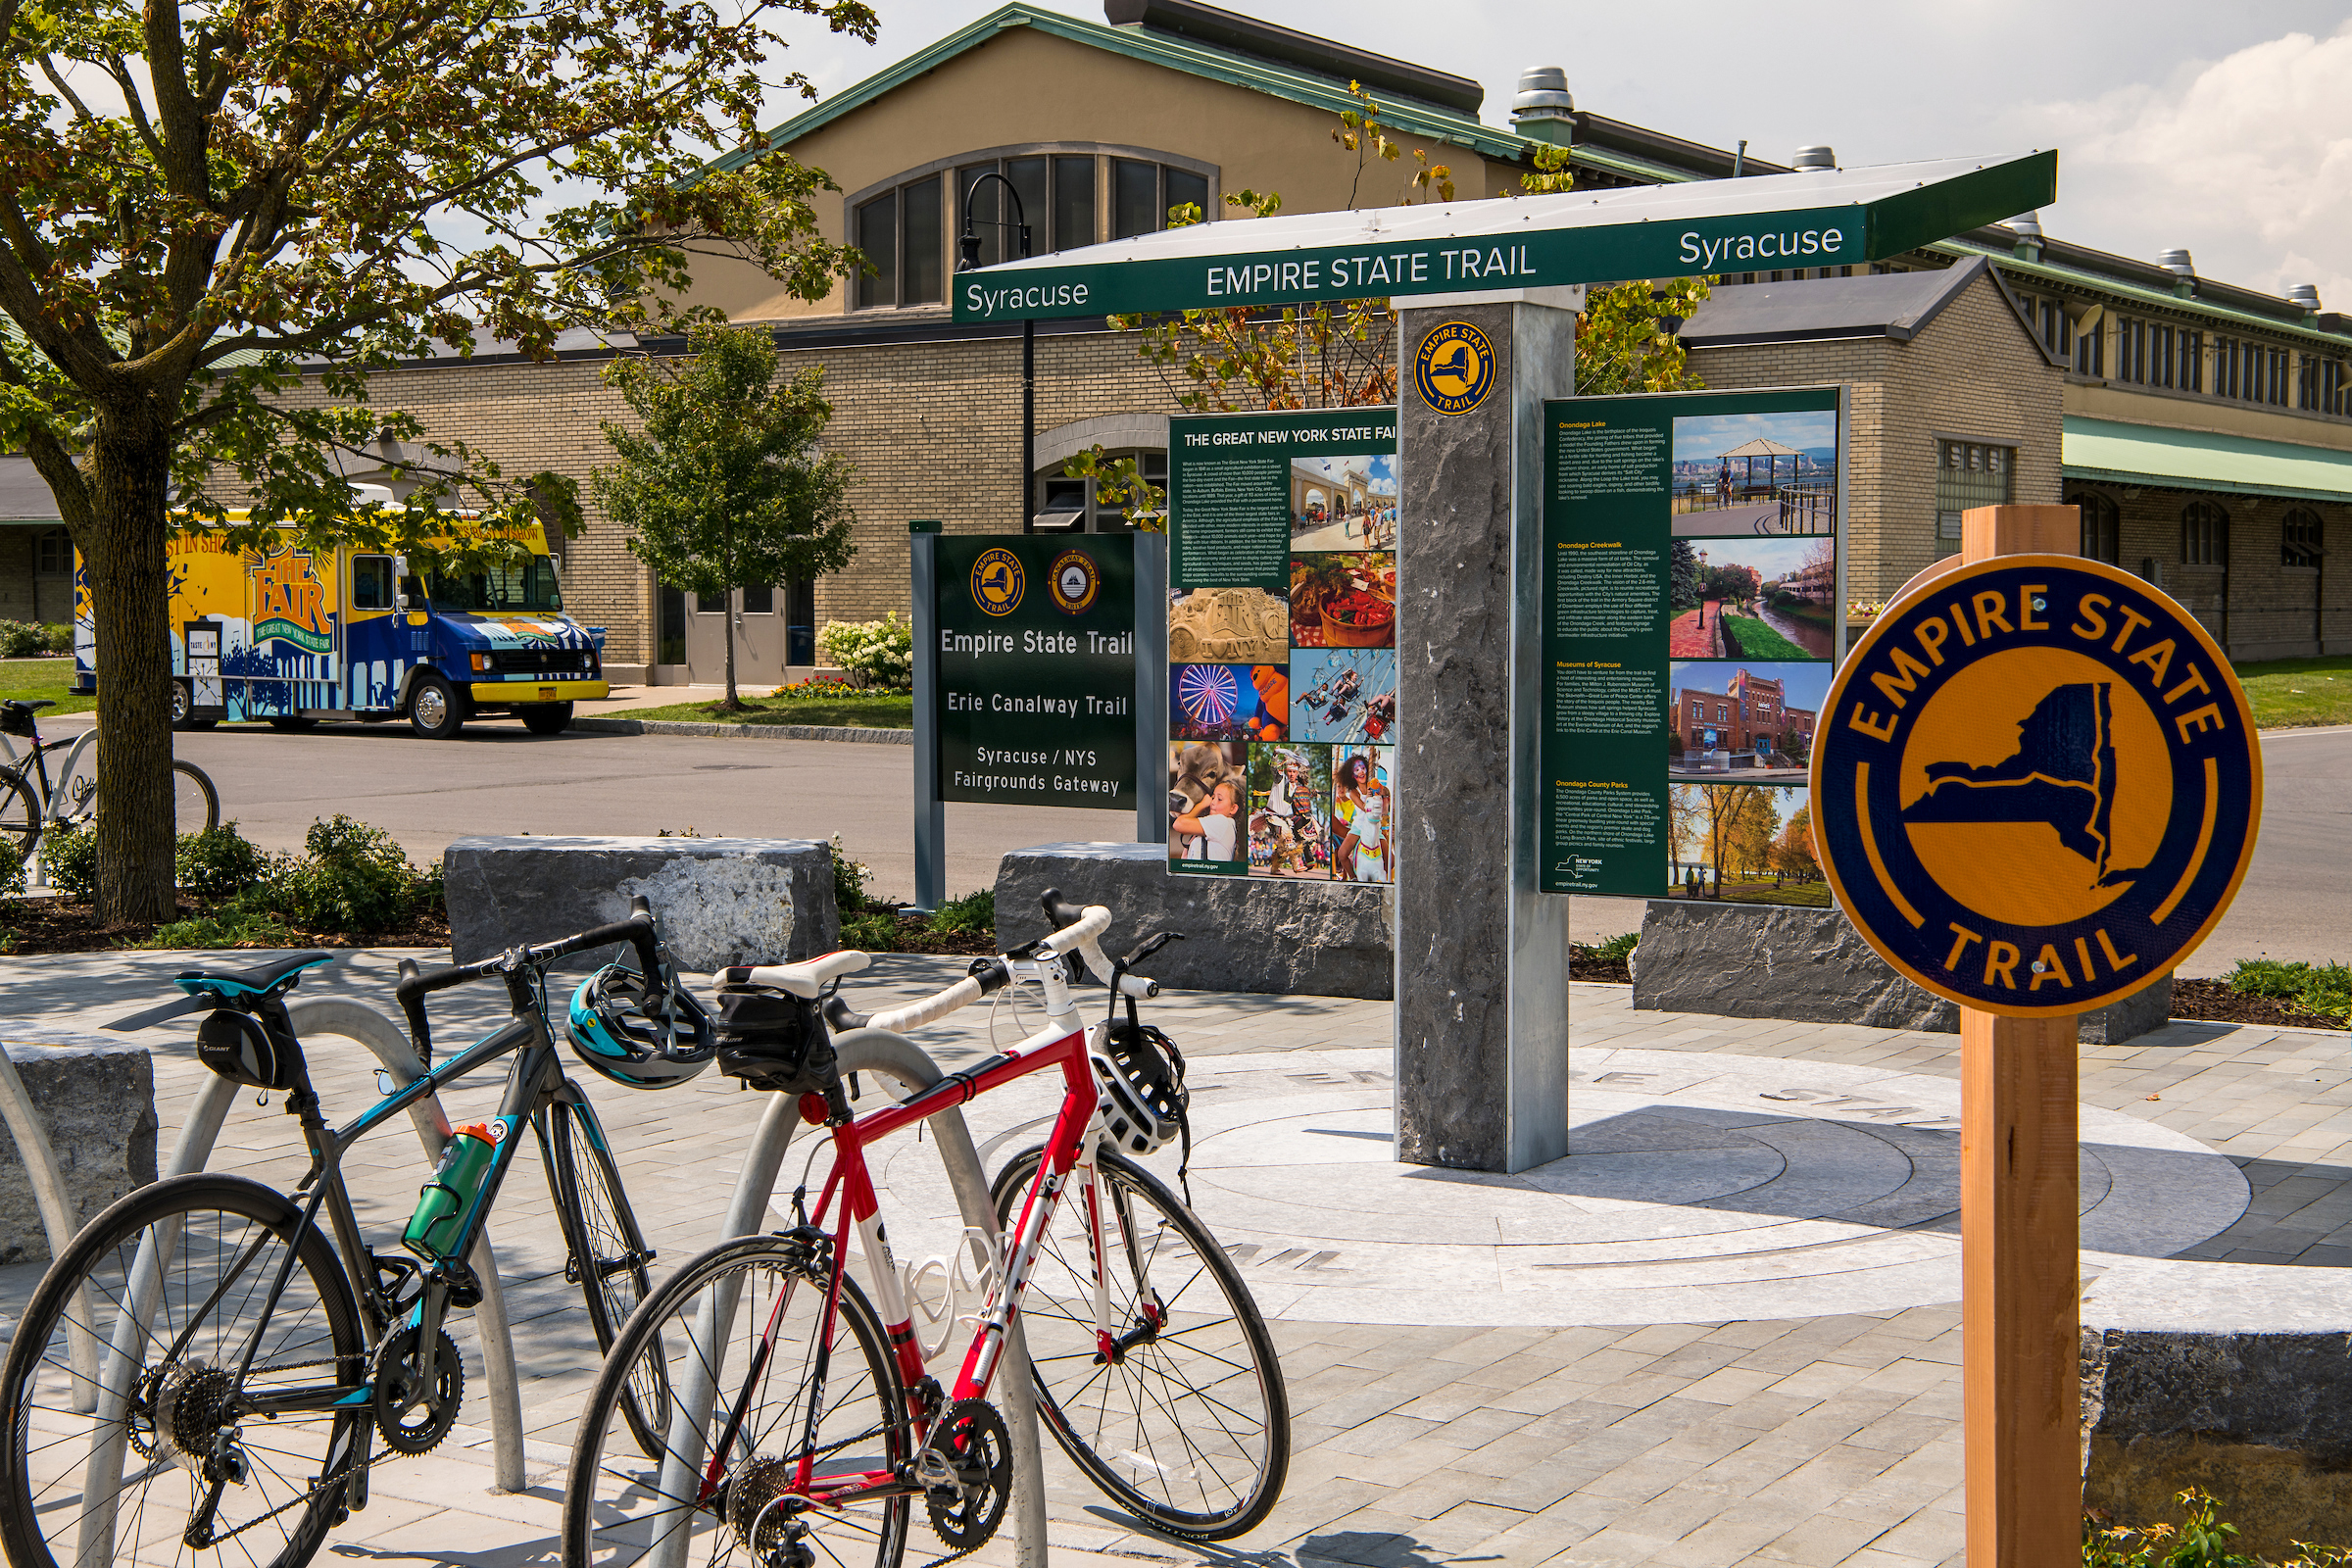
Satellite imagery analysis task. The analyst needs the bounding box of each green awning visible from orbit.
[2062,416,2352,505]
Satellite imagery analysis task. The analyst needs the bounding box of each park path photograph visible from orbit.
[1666,535,1838,660]
[1670,408,1838,537]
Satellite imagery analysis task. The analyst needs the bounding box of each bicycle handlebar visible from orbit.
[858,896,1157,1035]
[395,896,665,1059]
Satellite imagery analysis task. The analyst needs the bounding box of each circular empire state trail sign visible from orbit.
[1813,556,2262,1016]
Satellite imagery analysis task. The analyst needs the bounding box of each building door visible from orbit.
[682,585,796,688]
[654,582,689,685]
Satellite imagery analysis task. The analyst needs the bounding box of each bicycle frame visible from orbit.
[0,727,94,828]
[702,1010,1140,1515]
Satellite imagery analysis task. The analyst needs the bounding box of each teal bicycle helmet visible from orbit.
[566,964,718,1091]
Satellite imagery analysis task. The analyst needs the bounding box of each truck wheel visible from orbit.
[409,674,468,740]
[171,681,217,732]
[519,702,574,736]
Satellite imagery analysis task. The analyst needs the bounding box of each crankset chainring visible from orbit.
[921,1397,1011,1551]
[371,1325,464,1455]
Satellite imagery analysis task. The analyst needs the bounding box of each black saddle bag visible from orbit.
[196,1009,304,1091]
[713,989,838,1095]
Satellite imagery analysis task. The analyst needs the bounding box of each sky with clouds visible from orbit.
[765,0,2352,308]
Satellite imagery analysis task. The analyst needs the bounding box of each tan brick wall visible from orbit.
[2080,483,2350,658]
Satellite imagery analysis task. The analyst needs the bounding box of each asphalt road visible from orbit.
[46,715,2352,970]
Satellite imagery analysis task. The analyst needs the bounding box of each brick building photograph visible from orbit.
[1670,663,1822,783]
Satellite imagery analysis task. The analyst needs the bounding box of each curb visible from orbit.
[567,715,910,745]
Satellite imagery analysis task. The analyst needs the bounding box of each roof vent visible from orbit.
[1791,145,1837,172]
[1512,67,1573,119]
[2008,212,2044,262]
[2158,249,2195,277]
[2288,283,2323,316]
[1511,66,1573,148]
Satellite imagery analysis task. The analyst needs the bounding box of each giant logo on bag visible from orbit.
[1813,557,2261,1015]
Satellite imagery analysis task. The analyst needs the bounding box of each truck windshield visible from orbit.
[427,555,563,613]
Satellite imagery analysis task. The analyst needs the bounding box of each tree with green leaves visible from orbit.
[1670,538,1701,611]
[0,0,874,920]
[595,323,856,710]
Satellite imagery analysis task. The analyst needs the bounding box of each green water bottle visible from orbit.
[403,1123,498,1261]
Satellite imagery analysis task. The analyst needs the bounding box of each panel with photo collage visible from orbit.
[1541,386,1842,905]
[1167,409,1398,883]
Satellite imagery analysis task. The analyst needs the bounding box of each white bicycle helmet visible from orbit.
[566,964,718,1090]
[1091,1021,1189,1157]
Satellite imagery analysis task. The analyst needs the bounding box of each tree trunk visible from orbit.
[86,409,179,924]
[723,597,738,709]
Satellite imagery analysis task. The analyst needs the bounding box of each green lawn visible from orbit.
[0,659,93,715]
[1720,616,1811,662]
[2234,655,2352,730]
[1669,879,1833,908]
[623,693,913,729]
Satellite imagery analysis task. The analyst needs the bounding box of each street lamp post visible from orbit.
[957,176,1036,533]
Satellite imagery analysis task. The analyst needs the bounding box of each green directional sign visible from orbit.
[951,151,2057,323]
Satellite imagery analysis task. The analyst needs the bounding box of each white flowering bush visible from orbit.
[818,612,913,690]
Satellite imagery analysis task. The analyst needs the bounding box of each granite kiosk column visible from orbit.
[1394,298,1576,1173]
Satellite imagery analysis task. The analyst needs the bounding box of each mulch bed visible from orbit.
[1,897,452,956]
[2169,976,2345,1030]
[1569,956,1634,984]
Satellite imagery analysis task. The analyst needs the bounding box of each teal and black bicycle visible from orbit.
[0,899,708,1568]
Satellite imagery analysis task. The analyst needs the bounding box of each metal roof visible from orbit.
[2063,416,2352,505]
[951,151,2057,321]
[0,456,63,524]
[1680,259,1989,347]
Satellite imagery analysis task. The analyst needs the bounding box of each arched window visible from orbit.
[850,146,1215,312]
[2077,492,2120,564]
[2181,501,2229,568]
[2283,508,2324,569]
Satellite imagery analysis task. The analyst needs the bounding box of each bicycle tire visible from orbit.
[991,1145,1289,1541]
[0,766,36,863]
[563,1232,910,1568]
[172,759,220,835]
[0,1172,366,1568]
[549,1099,670,1460]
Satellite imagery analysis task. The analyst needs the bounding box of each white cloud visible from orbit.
[2014,21,2352,307]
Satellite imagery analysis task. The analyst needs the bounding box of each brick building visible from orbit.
[1672,666,1817,763]
[27,0,2343,682]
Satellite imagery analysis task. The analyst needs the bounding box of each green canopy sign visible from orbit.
[952,151,2056,323]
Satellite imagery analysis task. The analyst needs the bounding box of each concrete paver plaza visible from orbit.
[6,951,2348,1567]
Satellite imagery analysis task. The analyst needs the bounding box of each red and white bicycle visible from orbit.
[562,893,1289,1568]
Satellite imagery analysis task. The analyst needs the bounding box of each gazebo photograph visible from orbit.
[1671,410,1838,537]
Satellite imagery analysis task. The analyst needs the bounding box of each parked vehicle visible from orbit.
[73,485,607,739]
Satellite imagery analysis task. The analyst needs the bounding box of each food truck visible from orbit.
[74,489,606,739]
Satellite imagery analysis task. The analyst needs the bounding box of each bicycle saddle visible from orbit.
[174,952,336,998]
[2,699,54,712]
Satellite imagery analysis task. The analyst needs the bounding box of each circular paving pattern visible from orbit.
[862,1045,2249,1328]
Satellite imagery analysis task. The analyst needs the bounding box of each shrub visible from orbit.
[175,822,270,902]
[39,824,99,902]
[840,908,902,952]
[818,612,912,690]
[0,620,48,659]
[2227,959,2352,1024]
[829,833,869,912]
[768,677,869,701]
[929,887,994,936]
[134,907,297,951]
[246,814,437,935]
[41,623,71,656]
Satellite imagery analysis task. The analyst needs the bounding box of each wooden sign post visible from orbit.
[1814,506,2263,1568]
[1959,504,2085,1567]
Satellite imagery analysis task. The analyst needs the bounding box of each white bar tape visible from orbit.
[869,975,985,1034]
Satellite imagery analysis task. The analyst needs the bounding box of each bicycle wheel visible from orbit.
[172,760,220,834]
[0,1172,367,1568]
[992,1145,1289,1541]
[563,1233,909,1568]
[549,1099,670,1459]
[0,767,36,865]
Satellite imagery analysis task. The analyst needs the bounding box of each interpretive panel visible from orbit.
[934,534,1136,808]
[1539,387,1843,905]
[1167,409,1398,881]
